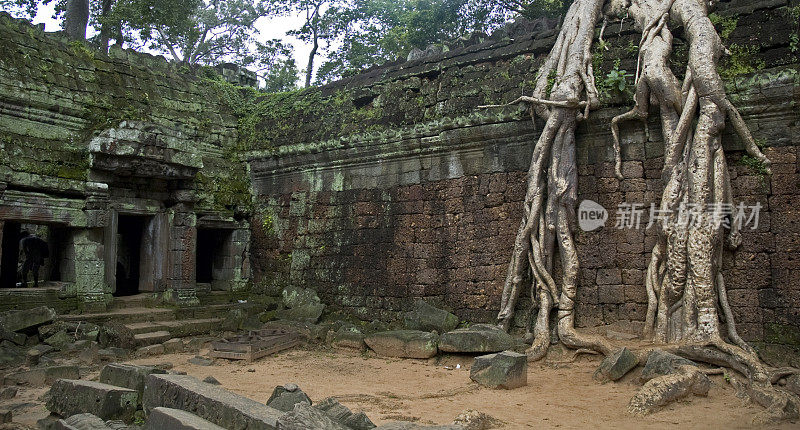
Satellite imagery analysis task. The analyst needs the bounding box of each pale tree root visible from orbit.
[626,343,800,423]
[628,365,711,416]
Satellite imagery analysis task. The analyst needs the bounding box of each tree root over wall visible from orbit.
[488,0,799,423]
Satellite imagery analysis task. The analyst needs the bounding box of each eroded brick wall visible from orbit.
[250,0,800,352]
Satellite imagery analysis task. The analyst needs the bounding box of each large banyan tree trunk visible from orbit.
[492,0,798,420]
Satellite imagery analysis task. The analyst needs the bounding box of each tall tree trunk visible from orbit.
[305,29,319,87]
[99,0,113,51]
[63,0,90,40]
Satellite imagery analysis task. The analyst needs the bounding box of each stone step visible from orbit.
[124,318,223,339]
[108,294,157,310]
[134,331,172,347]
[125,321,165,335]
[60,307,177,325]
[176,303,239,320]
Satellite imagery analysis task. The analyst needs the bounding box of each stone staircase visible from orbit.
[58,292,243,347]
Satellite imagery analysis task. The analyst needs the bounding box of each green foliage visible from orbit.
[739,154,770,177]
[604,67,632,93]
[719,43,765,81]
[316,0,509,84]
[626,40,639,56]
[69,40,94,60]
[709,13,738,41]
[596,59,632,99]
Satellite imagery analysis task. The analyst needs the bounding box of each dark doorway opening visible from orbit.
[115,215,147,296]
[196,228,233,285]
[0,222,21,288]
[0,223,69,288]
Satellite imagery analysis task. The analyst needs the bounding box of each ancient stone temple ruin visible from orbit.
[0,15,252,311]
[1,0,800,426]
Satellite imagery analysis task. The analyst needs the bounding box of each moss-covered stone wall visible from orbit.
[0,11,248,215]
[249,0,800,359]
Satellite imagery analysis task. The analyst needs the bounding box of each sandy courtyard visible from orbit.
[125,346,795,429]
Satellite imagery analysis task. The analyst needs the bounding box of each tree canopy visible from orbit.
[1,0,554,88]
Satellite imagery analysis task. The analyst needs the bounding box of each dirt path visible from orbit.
[128,346,797,429]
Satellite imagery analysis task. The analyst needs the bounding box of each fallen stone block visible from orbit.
[328,326,366,351]
[452,409,503,429]
[203,376,221,385]
[594,347,638,383]
[0,306,56,333]
[0,409,10,424]
[0,326,27,345]
[266,383,311,412]
[54,413,112,429]
[364,330,438,359]
[438,324,515,354]
[639,349,698,382]
[276,403,349,430]
[163,338,184,354]
[0,386,17,400]
[145,407,226,430]
[44,331,75,350]
[373,422,463,429]
[3,365,80,387]
[276,286,326,324]
[314,397,375,430]
[136,344,165,357]
[99,363,167,403]
[143,374,283,429]
[470,351,527,389]
[188,355,214,366]
[403,300,459,334]
[97,348,128,361]
[46,380,137,422]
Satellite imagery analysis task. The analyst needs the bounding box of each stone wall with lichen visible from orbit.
[249,0,800,359]
[0,12,249,216]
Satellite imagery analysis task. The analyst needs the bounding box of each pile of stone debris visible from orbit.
[35,363,499,429]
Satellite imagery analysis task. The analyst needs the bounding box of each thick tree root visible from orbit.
[493,0,798,421]
[628,365,710,416]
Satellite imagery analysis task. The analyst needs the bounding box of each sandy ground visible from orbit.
[3,344,797,429]
[119,345,795,429]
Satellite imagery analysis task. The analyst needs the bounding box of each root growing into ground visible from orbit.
[490,0,799,422]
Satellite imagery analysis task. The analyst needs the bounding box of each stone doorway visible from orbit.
[196,228,235,290]
[115,215,149,296]
[0,222,73,289]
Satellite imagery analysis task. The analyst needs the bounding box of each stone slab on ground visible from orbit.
[46,379,137,422]
[163,338,184,353]
[276,404,349,430]
[438,324,515,353]
[0,306,56,332]
[99,363,167,402]
[53,413,112,429]
[0,387,17,400]
[364,330,438,359]
[470,351,527,389]
[314,397,375,430]
[328,326,366,351]
[639,350,698,382]
[373,423,463,429]
[134,331,172,346]
[145,407,226,430]
[143,374,283,430]
[594,347,638,383]
[3,365,80,387]
[0,409,10,424]
[266,383,311,412]
[136,344,165,356]
[403,300,459,334]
